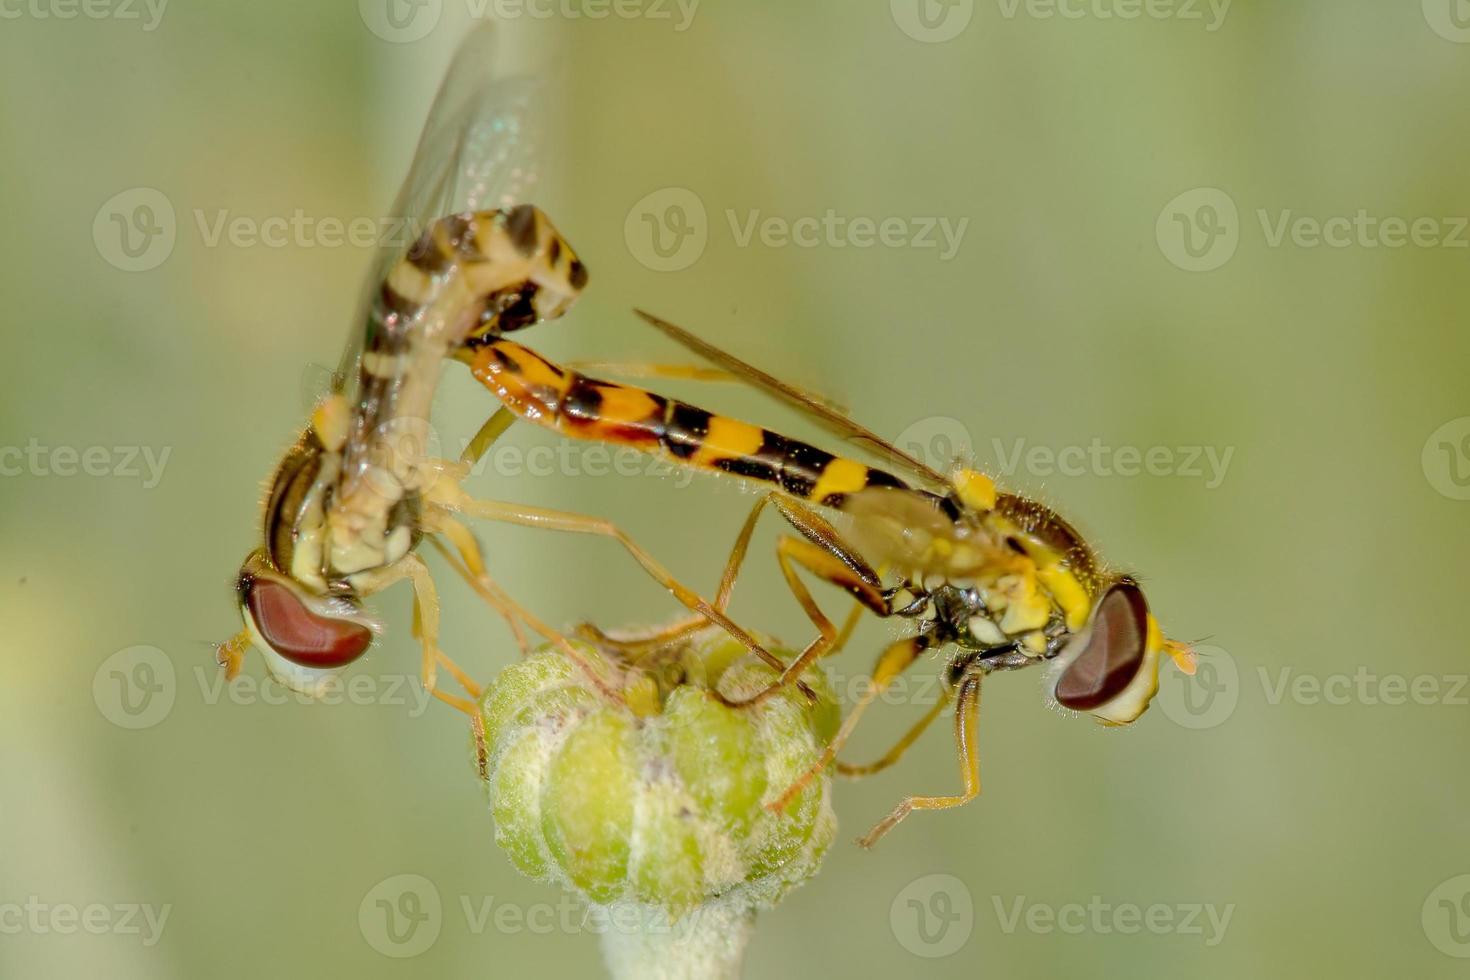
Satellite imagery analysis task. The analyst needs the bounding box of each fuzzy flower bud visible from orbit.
[472,629,840,977]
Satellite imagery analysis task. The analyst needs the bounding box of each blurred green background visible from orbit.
[3,0,1469,976]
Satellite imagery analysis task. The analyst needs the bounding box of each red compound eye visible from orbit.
[1054,581,1150,712]
[243,578,373,669]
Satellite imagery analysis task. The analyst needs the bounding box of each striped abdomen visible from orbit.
[468,339,923,509]
[345,205,588,495]
[329,206,588,577]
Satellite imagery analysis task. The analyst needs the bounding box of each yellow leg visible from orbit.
[614,491,887,710]
[715,535,851,709]
[397,554,446,704]
[835,685,955,778]
[429,402,633,701]
[461,406,519,468]
[424,523,626,704]
[426,513,534,654]
[768,633,931,811]
[352,554,479,714]
[718,501,890,709]
[437,487,800,686]
[575,491,775,657]
[856,673,982,849]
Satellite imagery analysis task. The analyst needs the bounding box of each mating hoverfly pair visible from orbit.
[219,26,1195,847]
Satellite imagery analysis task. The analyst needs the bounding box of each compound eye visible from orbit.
[243,578,373,669]
[1053,581,1150,711]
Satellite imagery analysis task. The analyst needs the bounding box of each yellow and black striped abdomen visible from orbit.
[354,205,589,454]
[467,340,917,508]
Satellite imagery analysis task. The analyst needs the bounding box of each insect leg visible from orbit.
[834,684,956,778]
[437,490,807,691]
[425,511,533,653]
[423,519,626,703]
[718,497,890,709]
[460,406,518,468]
[577,491,777,656]
[767,632,932,812]
[356,553,478,714]
[855,672,983,849]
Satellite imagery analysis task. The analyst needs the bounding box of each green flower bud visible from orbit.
[472,630,839,923]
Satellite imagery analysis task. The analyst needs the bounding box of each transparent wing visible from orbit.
[631,308,951,489]
[841,485,968,573]
[332,23,543,392]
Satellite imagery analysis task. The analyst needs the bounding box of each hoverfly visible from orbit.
[217,26,784,710]
[459,309,1198,845]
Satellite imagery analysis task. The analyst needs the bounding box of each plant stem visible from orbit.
[598,898,755,980]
